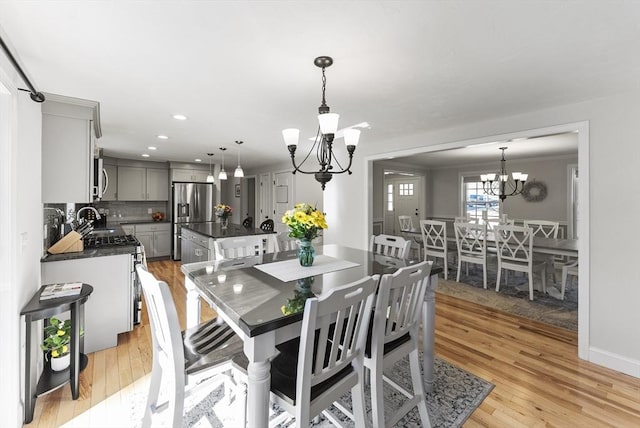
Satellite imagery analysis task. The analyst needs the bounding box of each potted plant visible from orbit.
[40,317,72,371]
[214,203,233,229]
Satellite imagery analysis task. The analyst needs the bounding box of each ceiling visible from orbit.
[0,1,638,170]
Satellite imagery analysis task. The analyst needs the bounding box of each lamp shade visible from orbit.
[317,113,339,134]
[282,128,300,146]
[343,128,361,146]
[219,170,227,180]
[206,174,214,183]
[234,166,244,178]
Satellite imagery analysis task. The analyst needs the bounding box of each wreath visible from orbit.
[521,181,547,202]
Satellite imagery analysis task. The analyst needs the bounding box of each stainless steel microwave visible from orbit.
[92,158,109,200]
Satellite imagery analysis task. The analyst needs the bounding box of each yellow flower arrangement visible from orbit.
[214,203,232,219]
[40,317,71,358]
[281,203,327,240]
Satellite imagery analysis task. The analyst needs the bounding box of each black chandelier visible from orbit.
[480,147,528,201]
[282,56,361,190]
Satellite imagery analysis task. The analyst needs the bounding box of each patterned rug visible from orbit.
[436,261,578,331]
[131,356,493,427]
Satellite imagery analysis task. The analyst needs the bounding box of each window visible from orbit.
[387,184,394,211]
[398,182,414,196]
[463,179,499,221]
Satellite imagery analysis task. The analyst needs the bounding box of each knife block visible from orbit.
[48,231,84,254]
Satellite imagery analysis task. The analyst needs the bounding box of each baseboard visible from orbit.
[589,347,640,378]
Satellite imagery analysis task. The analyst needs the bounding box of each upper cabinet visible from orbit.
[117,166,168,201]
[172,168,211,183]
[41,94,101,203]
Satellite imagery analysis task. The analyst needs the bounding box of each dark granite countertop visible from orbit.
[117,220,171,225]
[183,222,275,239]
[41,244,138,263]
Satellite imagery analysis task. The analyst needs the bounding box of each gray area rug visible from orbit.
[437,261,578,331]
[131,356,493,427]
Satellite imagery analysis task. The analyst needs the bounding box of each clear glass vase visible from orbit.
[298,239,315,267]
[220,217,229,229]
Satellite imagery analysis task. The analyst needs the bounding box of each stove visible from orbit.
[84,234,139,248]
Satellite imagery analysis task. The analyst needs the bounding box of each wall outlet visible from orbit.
[147,208,153,214]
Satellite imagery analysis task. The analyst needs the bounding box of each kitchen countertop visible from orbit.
[41,225,139,263]
[183,222,274,239]
[114,220,171,225]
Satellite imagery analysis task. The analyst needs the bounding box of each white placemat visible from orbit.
[254,255,359,282]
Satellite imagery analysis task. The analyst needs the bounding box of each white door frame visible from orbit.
[365,121,590,360]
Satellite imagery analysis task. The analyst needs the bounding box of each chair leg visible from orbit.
[370,358,386,428]
[482,264,487,289]
[495,267,502,292]
[409,348,432,428]
[142,359,163,428]
[456,259,462,283]
[561,268,568,300]
[443,254,448,280]
[528,271,534,301]
[351,376,368,428]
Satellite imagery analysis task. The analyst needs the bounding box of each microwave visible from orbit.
[92,158,109,200]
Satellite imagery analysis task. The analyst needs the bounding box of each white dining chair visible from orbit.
[370,234,412,259]
[214,235,264,260]
[454,221,488,289]
[275,231,298,251]
[364,261,433,428]
[494,225,547,301]
[398,215,422,259]
[524,219,560,281]
[136,265,247,428]
[561,259,578,300]
[268,275,378,428]
[419,219,452,280]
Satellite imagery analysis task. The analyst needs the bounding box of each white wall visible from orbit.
[0,54,43,426]
[325,91,640,377]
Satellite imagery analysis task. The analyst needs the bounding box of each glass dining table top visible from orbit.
[181,244,437,337]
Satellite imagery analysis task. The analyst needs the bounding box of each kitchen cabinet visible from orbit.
[180,228,213,263]
[102,163,118,201]
[41,95,100,203]
[172,168,211,183]
[117,166,168,201]
[135,223,171,258]
[41,254,132,353]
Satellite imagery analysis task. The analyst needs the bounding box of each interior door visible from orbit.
[258,172,272,224]
[384,176,423,234]
[273,171,294,234]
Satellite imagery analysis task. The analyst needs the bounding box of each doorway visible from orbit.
[383,175,424,234]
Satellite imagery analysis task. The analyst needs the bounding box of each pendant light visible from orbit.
[219,147,228,180]
[234,140,244,178]
[206,153,215,183]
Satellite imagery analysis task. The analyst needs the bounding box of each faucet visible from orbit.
[76,206,101,221]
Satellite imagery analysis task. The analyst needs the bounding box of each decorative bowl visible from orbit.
[151,212,165,222]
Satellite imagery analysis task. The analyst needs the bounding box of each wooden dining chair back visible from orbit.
[275,231,298,251]
[365,261,433,428]
[420,219,450,280]
[269,275,378,428]
[214,235,264,260]
[454,221,488,288]
[369,234,412,259]
[494,225,547,300]
[136,265,247,428]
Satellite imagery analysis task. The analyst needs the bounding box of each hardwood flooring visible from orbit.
[25,260,640,427]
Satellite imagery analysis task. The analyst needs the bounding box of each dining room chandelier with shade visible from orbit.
[481,147,528,201]
[282,56,361,191]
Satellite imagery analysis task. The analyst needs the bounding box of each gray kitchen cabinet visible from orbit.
[171,168,211,183]
[41,95,100,203]
[102,163,118,201]
[117,166,168,201]
[135,223,171,258]
[41,253,132,353]
[180,228,213,263]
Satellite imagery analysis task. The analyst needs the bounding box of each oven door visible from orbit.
[131,245,146,325]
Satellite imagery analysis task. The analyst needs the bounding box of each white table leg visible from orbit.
[244,334,276,428]
[184,278,201,329]
[422,272,437,393]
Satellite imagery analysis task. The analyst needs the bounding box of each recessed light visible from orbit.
[194,158,202,162]
[147,146,157,150]
[173,114,188,121]
[141,154,150,158]
[157,135,169,140]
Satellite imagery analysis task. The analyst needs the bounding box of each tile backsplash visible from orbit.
[94,201,169,225]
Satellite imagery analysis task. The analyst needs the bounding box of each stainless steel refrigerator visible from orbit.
[172,182,215,260]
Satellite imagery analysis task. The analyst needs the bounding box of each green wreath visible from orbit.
[521,181,547,202]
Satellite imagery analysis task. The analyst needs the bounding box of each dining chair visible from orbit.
[214,235,264,260]
[494,225,547,301]
[524,219,560,281]
[242,216,253,228]
[454,221,488,289]
[268,275,378,428]
[275,231,298,251]
[136,265,247,428]
[364,261,433,428]
[369,234,412,259]
[561,259,578,300]
[419,220,452,280]
[259,218,275,232]
[398,215,422,259]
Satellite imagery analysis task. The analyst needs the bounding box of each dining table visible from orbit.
[181,244,442,428]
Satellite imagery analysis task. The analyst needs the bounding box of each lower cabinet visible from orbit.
[41,254,132,353]
[180,228,213,263]
[134,223,171,258]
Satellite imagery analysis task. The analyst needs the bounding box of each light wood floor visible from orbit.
[25,260,640,427]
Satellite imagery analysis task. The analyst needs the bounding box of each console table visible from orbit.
[20,283,93,424]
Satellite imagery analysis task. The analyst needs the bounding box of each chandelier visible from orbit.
[282,56,361,190]
[480,147,528,201]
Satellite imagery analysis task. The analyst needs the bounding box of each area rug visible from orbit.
[129,356,493,427]
[436,262,578,331]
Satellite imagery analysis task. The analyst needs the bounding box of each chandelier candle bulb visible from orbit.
[318,113,339,134]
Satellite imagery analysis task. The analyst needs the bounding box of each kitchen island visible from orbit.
[40,226,142,353]
[181,222,275,264]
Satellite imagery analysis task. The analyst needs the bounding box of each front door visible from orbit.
[384,176,423,235]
